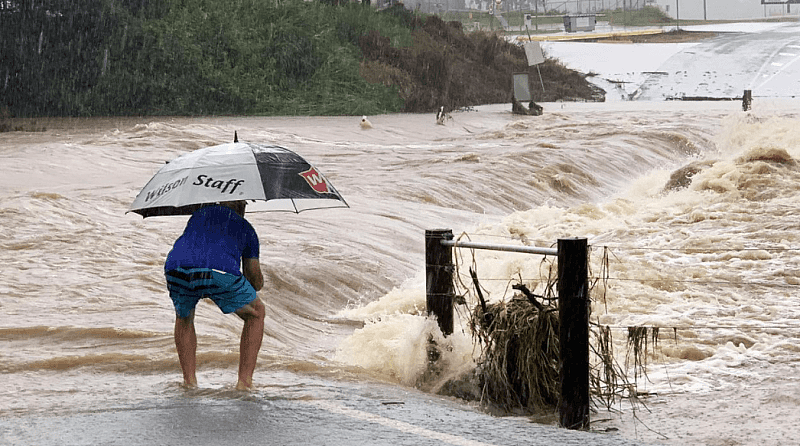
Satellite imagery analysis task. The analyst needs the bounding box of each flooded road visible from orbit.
[1,96,799,445]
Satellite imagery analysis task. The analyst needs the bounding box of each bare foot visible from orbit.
[235,379,253,391]
[181,378,198,389]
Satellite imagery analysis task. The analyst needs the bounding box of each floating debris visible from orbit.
[469,280,560,412]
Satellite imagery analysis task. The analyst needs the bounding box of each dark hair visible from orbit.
[219,200,246,217]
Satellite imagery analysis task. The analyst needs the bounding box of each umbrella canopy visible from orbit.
[129,142,348,217]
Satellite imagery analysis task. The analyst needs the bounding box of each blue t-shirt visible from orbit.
[165,205,259,276]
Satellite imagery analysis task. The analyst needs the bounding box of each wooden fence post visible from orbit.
[557,237,589,430]
[426,229,454,336]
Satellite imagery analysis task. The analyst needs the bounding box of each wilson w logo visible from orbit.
[299,167,331,194]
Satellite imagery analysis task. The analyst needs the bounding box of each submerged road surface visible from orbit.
[540,21,800,102]
[1,375,658,446]
[635,21,800,101]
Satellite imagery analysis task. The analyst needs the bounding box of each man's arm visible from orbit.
[242,257,264,291]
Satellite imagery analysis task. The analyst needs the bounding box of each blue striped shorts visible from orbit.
[165,267,257,318]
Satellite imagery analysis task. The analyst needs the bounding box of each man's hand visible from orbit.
[242,257,264,291]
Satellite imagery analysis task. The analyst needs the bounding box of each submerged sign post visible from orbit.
[524,41,546,93]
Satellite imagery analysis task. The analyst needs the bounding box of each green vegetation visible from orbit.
[439,10,565,32]
[1,0,602,118]
[1,0,414,116]
[606,5,673,26]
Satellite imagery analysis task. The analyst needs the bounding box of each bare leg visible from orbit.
[174,310,198,388]
[234,298,265,390]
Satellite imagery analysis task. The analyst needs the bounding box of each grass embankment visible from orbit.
[1,0,600,121]
[358,12,604,111]
[3,1,410,117]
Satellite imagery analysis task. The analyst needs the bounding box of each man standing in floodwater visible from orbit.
[163,200,265,390]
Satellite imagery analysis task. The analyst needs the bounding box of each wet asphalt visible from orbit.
[1,380,661,446]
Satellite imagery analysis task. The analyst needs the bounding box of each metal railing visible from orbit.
[440,238,558,256]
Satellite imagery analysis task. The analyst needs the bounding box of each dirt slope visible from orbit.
[358,15,605,113]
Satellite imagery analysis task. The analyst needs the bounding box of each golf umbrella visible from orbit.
[129,141,348,217]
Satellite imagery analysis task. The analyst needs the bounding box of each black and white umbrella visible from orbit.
[129,141,348,217]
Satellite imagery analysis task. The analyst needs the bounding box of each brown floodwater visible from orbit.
[2,101,799,445]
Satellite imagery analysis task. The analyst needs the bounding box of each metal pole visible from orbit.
[440,239,558,256]
[426,229,455,336]
[703,0,707,21]
[537,65,545,93]
[557,237,589,430]
[623,0,626,28]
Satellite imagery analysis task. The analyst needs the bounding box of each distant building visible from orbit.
[647,0,797,20]
[400,0,657,15]
[391,0,797,17]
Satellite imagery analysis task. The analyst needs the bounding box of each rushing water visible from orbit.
[1,100,799,445]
